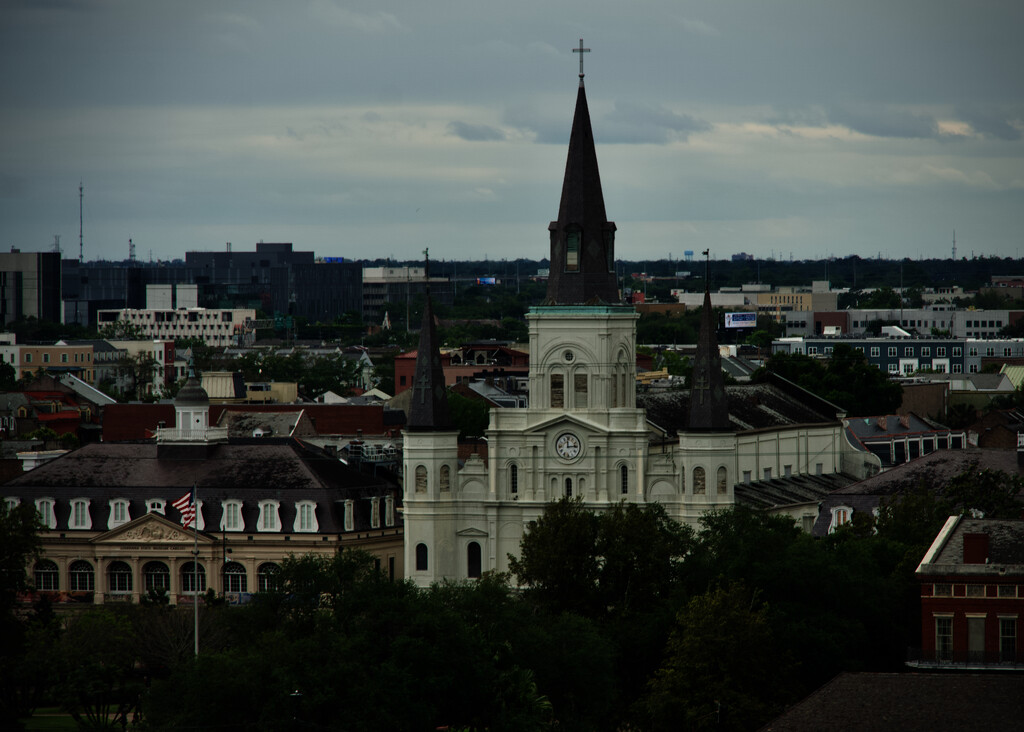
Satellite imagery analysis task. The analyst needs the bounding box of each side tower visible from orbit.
[402,258,461,587]
[677,257,736,523]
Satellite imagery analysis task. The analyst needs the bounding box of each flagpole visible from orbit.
[193,481,199,658]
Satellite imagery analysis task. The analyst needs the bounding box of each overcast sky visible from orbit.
[2,0,1022,265]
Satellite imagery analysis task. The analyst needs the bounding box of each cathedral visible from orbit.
[402,61,870,585]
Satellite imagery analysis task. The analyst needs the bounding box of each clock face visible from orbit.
[556,433,582,460]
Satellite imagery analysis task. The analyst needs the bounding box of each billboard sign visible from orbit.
[725,312,757,329]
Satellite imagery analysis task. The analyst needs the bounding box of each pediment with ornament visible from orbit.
[92,513,215,545]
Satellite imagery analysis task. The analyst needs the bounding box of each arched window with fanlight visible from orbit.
[257,563,280,592]
[180,562,206,594]
[143,561,170,592]
[69,560,94,592]
[223,562,247,593]
[34,559,59,591]
[108,561,132,594]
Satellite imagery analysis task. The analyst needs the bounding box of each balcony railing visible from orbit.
[156,426,229,443]
[906,647,1024,670]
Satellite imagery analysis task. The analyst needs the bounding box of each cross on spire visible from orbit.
[573,39,590,80]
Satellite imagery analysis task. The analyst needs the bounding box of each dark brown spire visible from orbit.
[407,265,453,431]
[688,288,731,431]
[546,79,619,305]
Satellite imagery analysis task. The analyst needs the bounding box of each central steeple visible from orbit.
[546,41,619,305]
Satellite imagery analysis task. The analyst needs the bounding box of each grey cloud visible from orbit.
[826,104,939,139]
[955,107,1022,141]
[600,102,711,144]
[447,121,506,142]
[501,106,567,144]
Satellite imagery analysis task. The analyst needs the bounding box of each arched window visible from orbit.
[467,542,482,579]
[565,477,573,498]
[69,561,94,592]
[415,543,428,571]
[509,464,518,495]
[143,561,170,592]
[440,465,451,492]
[693,466,706,494]
[108,561,132,594]
[180,562,206,594]
[620,465,629,495]
[717,467,728,495]
[35,560,59,591]
[415,465,427,493]
[257,563,280,592]
[223,562,247,593]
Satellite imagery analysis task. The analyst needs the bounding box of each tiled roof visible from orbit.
[736,473,856,511]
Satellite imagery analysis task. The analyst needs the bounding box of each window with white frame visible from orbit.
[937,347,946,356]
[344,499,354,531]
[888,346,897,357]
[370,497,380,529]
[221,500,243,531]
[35,560,59,591]
[829,505,853,532]
[146,499,165,515]
[889,363,899,373]
[223,562,247,593]
[294,501,318,533]
[922,347,931,357]
[70,498,91,529]
[35,498,56,529]
[108,498,131,529]
[953,347,962,357]
[258,500,280,532]
[870,347,880,357]
[385,495,395,527]
[953,364,963,373]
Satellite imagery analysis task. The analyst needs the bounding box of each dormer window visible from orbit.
[147,499,166,515]
[108,499,131,529]
[35,498,56,529]
[70,498,92,529]
[829,505,853,533]
[258,500,280,532]
[294,501,318,533]
[344,499,354,532]
[221,500,243,531]
[370,497,380,529]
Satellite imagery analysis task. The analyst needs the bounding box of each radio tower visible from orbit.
[78,182,84,263]
[129,238,136,262]
[952,229,957,260]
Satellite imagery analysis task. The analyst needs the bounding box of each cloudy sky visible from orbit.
[2,0,1022,264]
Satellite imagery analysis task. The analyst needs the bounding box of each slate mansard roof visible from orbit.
[639,373,845,439]
[2,439,400,535]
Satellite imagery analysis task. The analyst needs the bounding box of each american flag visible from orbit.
[172,489,196,528]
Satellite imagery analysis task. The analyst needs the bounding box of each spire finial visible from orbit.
[573,39,590,83]
[703,249,710,292]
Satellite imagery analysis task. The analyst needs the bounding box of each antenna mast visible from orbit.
[129,238,136,263]
[78,182,84,263]
[52,235,61,254]
[952,229,957,260]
